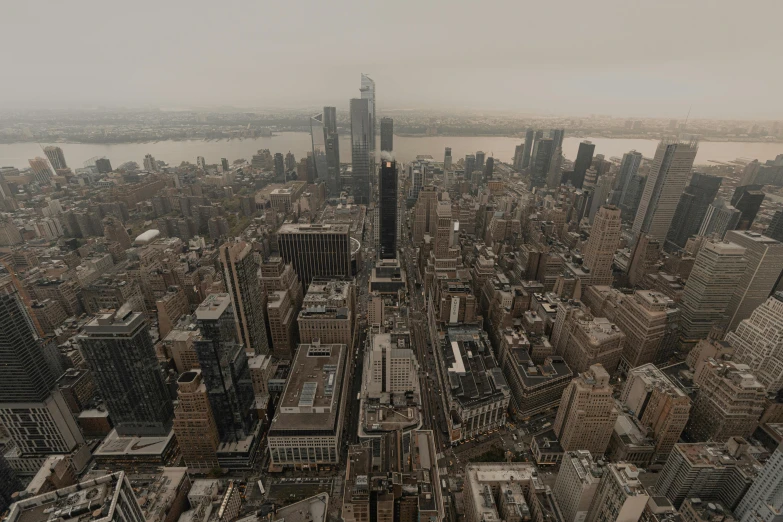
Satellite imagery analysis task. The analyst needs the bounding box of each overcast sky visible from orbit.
[1,0,780,119]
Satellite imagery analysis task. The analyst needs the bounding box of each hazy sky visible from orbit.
[2,0,781,119]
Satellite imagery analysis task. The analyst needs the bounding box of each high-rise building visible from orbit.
[412,185,438,244]
[613,150,643,206]
[585,462,649,522]
[554,364,619,455]
[632,139,699,242]
[278,223,353,287]
[323,107,340,194]
[679,239,746,345]
[464,154,476,179]
[700,199,742,239]
[554,450,602,522]
[378,159,397,259]
[550,128,565,149]
[582,205,622,286]
[444,147,452,170]
[274,152,285,179]
[366,332,417,397]
[552,303,626,374]
[95,157,112,173]
[360,74,375,155]
[298,280,355,349]
[0,453,22,513]
[194,294,256,443]
[285,151,297,171]
[522,129,535,169]
[28,157,54,184]
[621,364,690,463]
[43,146,67,170]
[310,113,328,183]
[723,231,783,330]
[628,234,662,288]
[572,141,596,189]
[219,241,269,355]
[221,157,230,171]
[531,138,554,188]
[143,153,157,172]
[196,155,206,170]
[172,370,221,473]
[615,291,680,370]
[475,151,486,172]
[727,292,783,392]
[656,439,759,510]
[266,288,298,360]
[685,359,766,442]
[731,185,765,231]
[79,307,174,436]
[484,156,494,180]
[350,98,371,204]
[767,211,783,242]
[665,173,722,251]
[380,117,393,152]
[735,444,783,522]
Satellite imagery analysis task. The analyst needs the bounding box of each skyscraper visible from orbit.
[550,128,565,149]
[350,97,371,204]
[380,117,393,152]
[572,141,596,189]
[531,137,554,188]
[220,240,269,355]
[464,154,476,178]
[665,172,721,251]
[444,147,452,170]
[360,74,376,156]
[735,443,783,522]
[582,205,622,286]
[521,128,535,169]
[379,159,397,259]
[221,157,230,171]
[632,139,699,242]
[194,294,256,443]
[278,223,353,287]
[274,152,285,179]
[323,106,341,195]
[679,239,746,345]
[172,370,221,472]
[615,291,680,370]
[475,151,486,172]
[43,145,67,170]
[723,230,783,330]
[79,307,174,436]
[553,451,602,522]
[484,156,494,180]
[28,157,54,184]
[0,453,22,514]
[613,150,643,206]
[731,184,765,231]
[310,113,328,183]
[699,199,742,238]
[727,292,783,392]
[767,210,783,242]
[584,462,649,522]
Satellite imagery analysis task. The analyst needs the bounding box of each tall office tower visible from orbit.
[547,147,563,188]
[350,97,371,204]
[366,332,417,397]
[79,307,174,436]
[285,151,297,171]
[323,105,337,135]
[724,231,783,330]
[43,145,67,170]
[274,152,285,179]
[379,159,398,259]
[310,113,328,183]
[410,162,427,200]
[0,277,83,455]
[194,294,256,442]
[699,199,742,238]
[553,303,626,374]
[550,128,565,149]
[572,141,596,189]
[685,359,766,442]
[554,364,619,454]
[612,150,643,206]
[28,156,54,184]
[444,147,452,170]
[735,444,783,522]
[656,440,759,510]
[219,240,269,355]
[0,453,22,513]
[531,137,554,188]
[679,240,746,345]
[360,74,375,155]
[767,211,783,242]
[585,462,649,522]
[380,117,393,152]
[727,293,783,392]
[632,139,699,242]
[172,370,221,472]
[323,106,341,195]
[278,223,353,287]
[196,155,206,170]
[583,205,622,286]
[95,157,112,173]
[616,291,680,370]
[412,185,438,244]
[554,451,602,522]
[221,157,230,171]
[731,185,765,231]
[522,128,535,168]
[464,154,476,178]
[475,151,486,172]
[587,174,614,223]
[483,156,494,180]
[621,364,690,463]
[665,173,722,251]
[143,153,157,172]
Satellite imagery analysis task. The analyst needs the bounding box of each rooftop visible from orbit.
[440,327,508,408]
[278,223,350,234]
[195,293,232,321]
[272,493,329,522]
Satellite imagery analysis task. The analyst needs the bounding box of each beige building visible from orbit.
[553,302,625,375]
[366,332,418,397]
[727,293,783,392]
[582,205,622,287]
[412,185,438,244]
[685,360,766,442]
[267,290,298,359]
[172,370,221,473]
[463,463,540,522]
[585,462,649,522]
[621,364,690,464]
[297,280,355,349]
[367,291,384,326]
[554,364,619,455]
[553,450,602,522]
[615,291,680,371]
[163,327,200,373]
[155,287,189,339]
[248,354,274,396]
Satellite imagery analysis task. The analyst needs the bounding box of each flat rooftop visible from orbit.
[94,428,175,458]
[272,493,329,522]
[278,223,350,234]
[195,293,232,321]
[441,327,508,409]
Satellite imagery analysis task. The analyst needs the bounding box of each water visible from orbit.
[0,133,781,170]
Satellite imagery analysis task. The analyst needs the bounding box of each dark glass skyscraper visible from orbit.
[379,159,398,259]
[350,98,371,204]
[323,106,340,195]
[475,151,486,172]
[612,150,643,205]
[572,140,596,189]
[195,293,256,443]
[274,152,285,179]
[380,117,393,152]
[310,113,328,183]
[484,157,494,180]
[79,308,174,436]
[768,211,783,242]
[665,172,721,251]
[360,74,376,156]
[731,185,765,231]
[522,128,535,169]
[530,138,554,188]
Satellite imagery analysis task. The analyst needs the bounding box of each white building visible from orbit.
[366,332,418,398]
[735,444,783,522]
[554,451,602,522]
[728,292,783,393]
[585,462,649,522]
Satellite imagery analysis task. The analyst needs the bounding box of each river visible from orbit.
[0,133,781,170]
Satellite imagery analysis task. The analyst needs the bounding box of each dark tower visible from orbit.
[665,173,722,251]
[522,128,535,169]
[484,157,495,180]
[573,141,596,189]
[379,159,398,259]
[731,185,765,231]
[380,117,393,152]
